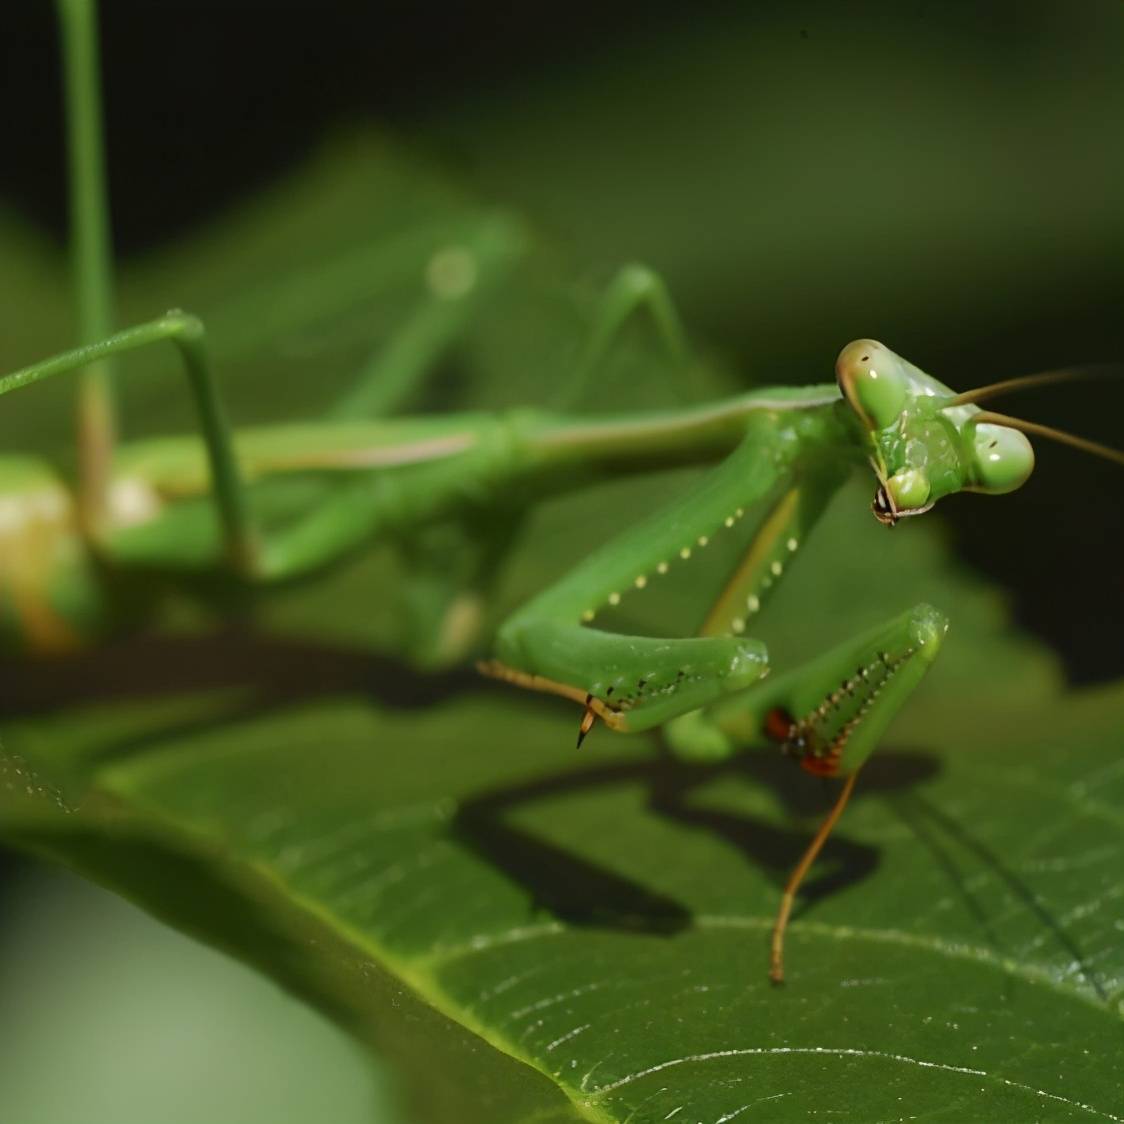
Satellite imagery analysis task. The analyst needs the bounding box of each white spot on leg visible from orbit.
[657,561,669,574]
[770,560,783,577]
[731,617,745,634]
[581,609,595,622]
[634,575,647,589]
[679,547,691,560]
[724,516,735,528]
[608,591,621,606]
[787,537,799,552]
[697,535,709,547]
[747,594,760,613]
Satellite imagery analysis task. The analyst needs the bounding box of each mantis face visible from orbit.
[835,339,1035,527]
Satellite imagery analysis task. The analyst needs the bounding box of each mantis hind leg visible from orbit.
[551,264,691,410]
[327,214,529,420]
[321,215,532,657]
[329,258,694,654]
[333,258,694,657]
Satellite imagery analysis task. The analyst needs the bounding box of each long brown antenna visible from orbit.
[972,410,1124,467]
[946,363,1120,407]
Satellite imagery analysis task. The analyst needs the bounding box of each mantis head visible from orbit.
[833,338,1119,527]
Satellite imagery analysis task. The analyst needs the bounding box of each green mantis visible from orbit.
[4,0,1120,985]
[480,337,1124,980]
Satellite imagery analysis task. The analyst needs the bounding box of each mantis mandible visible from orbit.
[4,0,1120,983]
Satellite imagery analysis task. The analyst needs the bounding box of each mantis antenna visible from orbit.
[946,362,1120,407]
[944,363,1124,468]
[969,410,1124,467]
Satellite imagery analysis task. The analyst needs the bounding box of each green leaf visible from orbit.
[3,607,1123,1121]
[2,135,1122,1123]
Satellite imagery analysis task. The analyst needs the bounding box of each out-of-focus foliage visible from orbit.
[0,865,387,1124]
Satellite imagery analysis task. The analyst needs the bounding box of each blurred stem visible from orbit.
[56,0,117,537]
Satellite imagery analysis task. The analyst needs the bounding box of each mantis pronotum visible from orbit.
[3,0,1120,983]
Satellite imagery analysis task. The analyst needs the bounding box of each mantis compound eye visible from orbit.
[968,422,1035,495]
[836,339,909,431]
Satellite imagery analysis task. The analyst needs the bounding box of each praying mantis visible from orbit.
[4,0,1120,985]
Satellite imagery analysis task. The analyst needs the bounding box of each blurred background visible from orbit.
[0,2,1121,1121]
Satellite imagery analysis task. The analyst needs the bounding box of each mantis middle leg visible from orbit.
[326,215,529,420]
[354,261,699,664]
[0,315,256,572]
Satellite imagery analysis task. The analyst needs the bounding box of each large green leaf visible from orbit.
[2,530,1122,1122]
[1,133,1122,1123]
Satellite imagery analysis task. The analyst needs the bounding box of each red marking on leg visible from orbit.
[800,750,842,777]
[764,707,794,743]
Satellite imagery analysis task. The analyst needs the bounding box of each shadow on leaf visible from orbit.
[0,626,480,719]
[454,746,941,936]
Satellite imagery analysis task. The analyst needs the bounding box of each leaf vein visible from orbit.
[585,1046,1124,1121]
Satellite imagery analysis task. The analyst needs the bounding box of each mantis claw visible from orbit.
[576,697,597,748]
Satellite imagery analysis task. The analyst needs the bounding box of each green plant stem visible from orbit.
[56,0,117,535]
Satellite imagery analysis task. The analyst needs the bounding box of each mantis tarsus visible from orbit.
[4,0,1120,984]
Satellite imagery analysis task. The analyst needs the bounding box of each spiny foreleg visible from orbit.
[672,603,948,981]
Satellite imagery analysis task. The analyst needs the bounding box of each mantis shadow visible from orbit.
[0,625,480,719]
[452,741,941,937]
[4,629,1105,998]
[0,630,942,952]
[0,625,487,772]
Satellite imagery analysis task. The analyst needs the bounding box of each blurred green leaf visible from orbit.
[0,864,386,1124]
